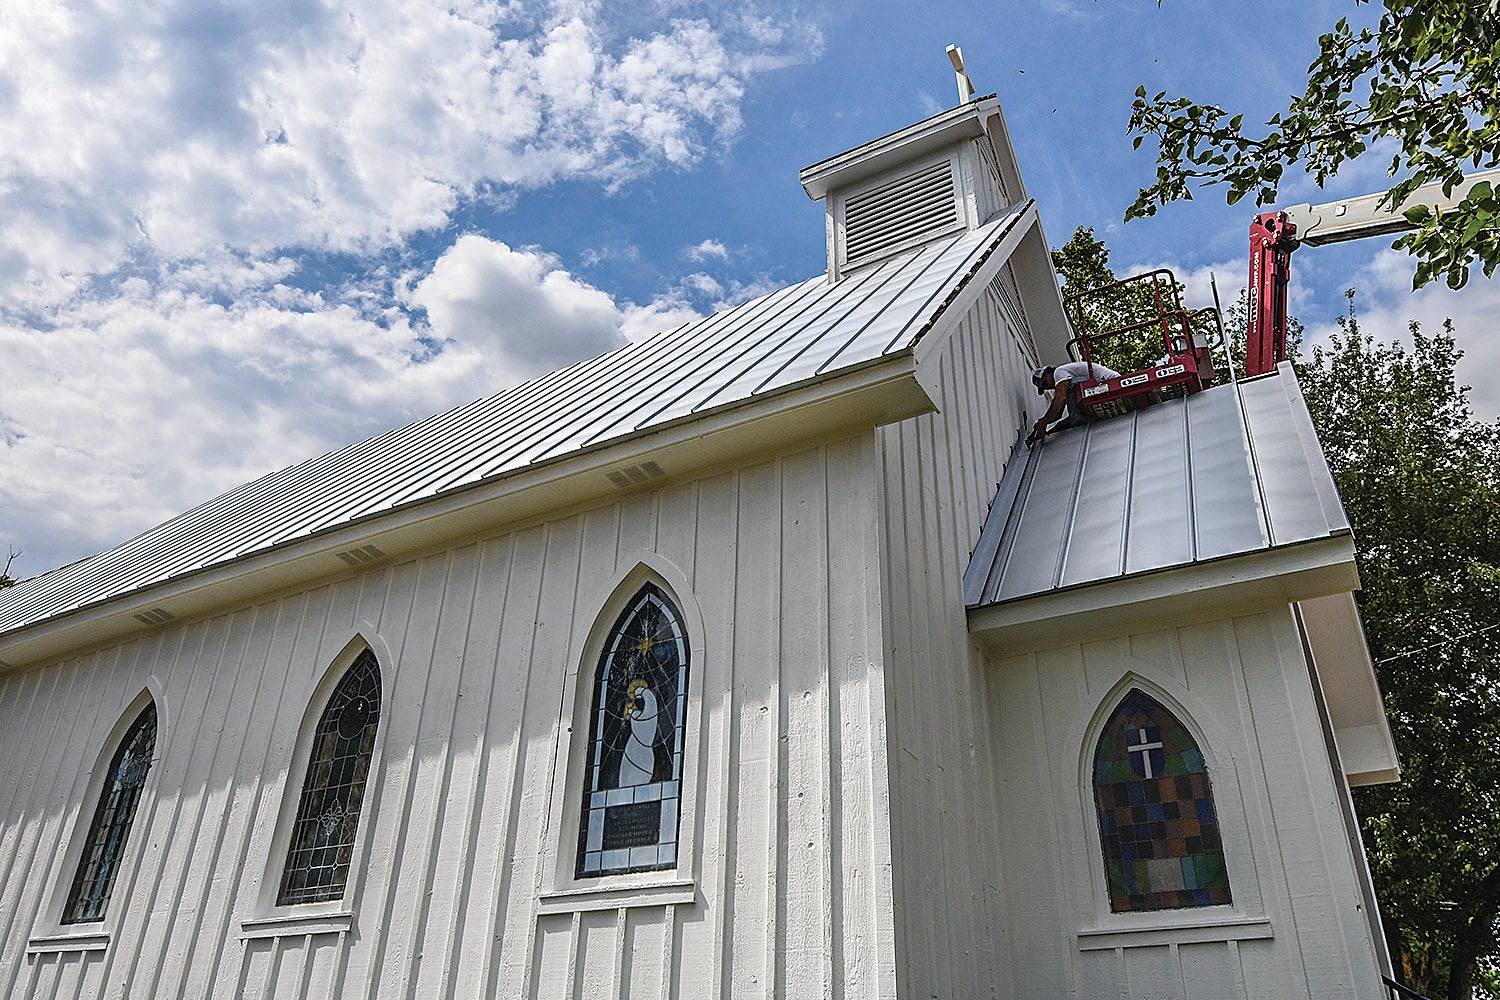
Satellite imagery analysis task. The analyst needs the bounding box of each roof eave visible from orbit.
[965,532,1360,654]
[799,96,1002,200]
[0,351,933,672]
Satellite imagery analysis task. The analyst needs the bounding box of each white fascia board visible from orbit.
[799,97,1001,200]
[910,201,1039,397]
[0,354,934,671]
[1298,591,1400,785]
[966,534,1360,653]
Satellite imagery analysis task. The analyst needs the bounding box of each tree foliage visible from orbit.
[0,547,17,589]
[1051,226,1189,374]
[1127,1,1500,290]
[1301,294,1500,1000]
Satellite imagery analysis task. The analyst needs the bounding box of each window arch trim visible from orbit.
[276,646,383,906]
[248,627,394,925]
[1088,683,1232,913]
[575,581,691,878]
[58,688,162,927]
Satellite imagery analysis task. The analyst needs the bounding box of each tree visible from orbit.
[0,547,18,588]
[1051,226,1197,374]
[1300,294,1500,1000]
[1126,1,1500,290]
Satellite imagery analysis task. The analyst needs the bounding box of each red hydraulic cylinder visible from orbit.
[1246,212,1298,377]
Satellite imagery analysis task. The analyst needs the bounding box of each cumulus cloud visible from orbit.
[0,0,822,577]
[1302,249,1500,423]
[411,235,626,377]
[688,239,730,262]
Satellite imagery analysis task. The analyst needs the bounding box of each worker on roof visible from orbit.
[1030,360,1121,442]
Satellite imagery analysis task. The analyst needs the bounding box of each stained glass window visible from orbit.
[1093,689,1231,912]
[576,584,689,878]
[63,700,157,924]
[278,649,381,905]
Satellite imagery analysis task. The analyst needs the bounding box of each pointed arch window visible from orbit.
[277,649,381,905]
[63,700,157,924]
[576,584,690,878]
[1093,689,1231,912]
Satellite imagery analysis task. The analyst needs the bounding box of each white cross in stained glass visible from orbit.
[1127,726,1164,778]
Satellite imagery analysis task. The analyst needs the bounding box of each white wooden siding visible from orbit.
[0,438,897,1000]
[876,292,1036,998]
[990,611,1387,999]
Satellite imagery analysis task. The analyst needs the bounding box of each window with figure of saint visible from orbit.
[576,583,690,878]
[1093,688,1231,912]
[63,700,158,924]
[278,649,381,906]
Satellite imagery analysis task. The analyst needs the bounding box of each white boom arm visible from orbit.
[1281,167,1500,246]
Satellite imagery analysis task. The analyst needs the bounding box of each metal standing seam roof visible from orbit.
[963,365,1352,608]
[1,201,1034,637]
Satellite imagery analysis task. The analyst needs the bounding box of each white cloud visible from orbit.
[0,1,818,306]
[411,235,625,377]
[0,0,823,578]
[1,232,722,576]
[1302,250,1500,423]
[688,239,730,262]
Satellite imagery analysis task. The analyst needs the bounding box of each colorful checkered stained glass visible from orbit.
[576,583,690,878]
[1093,688,1231,912]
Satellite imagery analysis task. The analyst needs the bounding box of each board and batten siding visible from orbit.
[989,609,1387,999]
[0,436,898,1000]
[876,290,1037,998]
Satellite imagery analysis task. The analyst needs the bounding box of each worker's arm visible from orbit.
[1031,379,1071,438]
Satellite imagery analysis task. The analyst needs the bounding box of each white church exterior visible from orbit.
[0,94,1399,999]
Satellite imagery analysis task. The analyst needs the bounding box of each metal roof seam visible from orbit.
[882,203,1029,356]
[1182,399,1199,564]
[740,242,936,399]
[1118,411,1140,582]
[982,434,1042,605]
[624,275,836,433]
[1234,374,1278,548]
[899,202,1030,354]
[1052,422,1092,592]
[809,231,960,377]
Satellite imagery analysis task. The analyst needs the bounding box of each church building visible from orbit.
[0,90,1398,998]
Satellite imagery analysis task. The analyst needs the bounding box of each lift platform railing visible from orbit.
[1061,268,1220,420]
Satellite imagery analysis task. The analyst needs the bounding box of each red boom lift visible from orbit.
[1053,167,1500,419]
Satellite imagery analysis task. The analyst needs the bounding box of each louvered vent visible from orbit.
[335,544,386,567]
[133,607,175,626]
[842,159,961,269]
[605,461,666,489]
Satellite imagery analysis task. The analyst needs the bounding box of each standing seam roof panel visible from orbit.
[0,210,1034,636]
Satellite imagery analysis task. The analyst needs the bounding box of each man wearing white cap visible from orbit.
[1030,360,1121,442]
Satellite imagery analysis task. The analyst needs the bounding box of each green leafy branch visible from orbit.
[1127,1,1500,289]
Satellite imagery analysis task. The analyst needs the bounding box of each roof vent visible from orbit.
[335,544,386,567]
[841,159,962,270]
[606,461,666,489]
[133,607,175,626]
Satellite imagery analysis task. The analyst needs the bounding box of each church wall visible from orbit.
[987,607,1388,999]
[875,290,1036,998]
[0,435,898,1000]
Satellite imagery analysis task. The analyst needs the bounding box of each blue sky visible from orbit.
[4,0,1496,578]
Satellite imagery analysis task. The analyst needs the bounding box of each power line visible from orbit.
[1376,621,1500,665]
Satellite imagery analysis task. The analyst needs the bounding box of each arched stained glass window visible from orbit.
[1093,689,1231,912]
[63,700,157,924]
[576,583,689,878]
[278,649,381,905]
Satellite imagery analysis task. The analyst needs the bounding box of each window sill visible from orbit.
[239,910,354,940]
[1077,914,1272,951]
[538,879,697,915]
[27,930,110,955]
